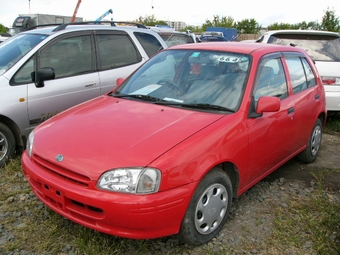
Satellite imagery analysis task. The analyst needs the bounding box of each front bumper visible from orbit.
[21,151,195,239]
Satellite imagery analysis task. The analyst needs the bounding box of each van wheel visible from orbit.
[179,167,232,245]
[0,123,15,167]
[298,118,322,163]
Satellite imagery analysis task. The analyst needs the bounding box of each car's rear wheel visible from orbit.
[298,118,322,163]
[179,167,232,245]
[0,123,15,168]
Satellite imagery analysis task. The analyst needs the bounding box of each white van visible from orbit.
[0,22,168,166]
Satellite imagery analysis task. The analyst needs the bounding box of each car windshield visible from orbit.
[114,49,250,112]
[268,34,340,62]
[0,33,47,75]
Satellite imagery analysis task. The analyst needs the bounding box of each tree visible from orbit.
[202,15,235,31]
[182,25,203,33]
[267,22,297,30]
[320,8,340,32]
[0,23,7,34]
[134,14,168,27]
[296,21,320,30]
[236,19,261,34]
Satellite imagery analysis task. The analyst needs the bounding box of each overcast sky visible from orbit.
[0,0,339,28]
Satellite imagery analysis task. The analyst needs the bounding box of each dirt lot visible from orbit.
[0,129,339,254]
[265,132,340,190]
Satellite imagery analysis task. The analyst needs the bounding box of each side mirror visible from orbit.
[116,78,125,87]
[33,67,55,88]
[256,96,280,114]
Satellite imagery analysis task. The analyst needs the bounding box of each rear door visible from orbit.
[95,30,147,94]
[283,52,324,148]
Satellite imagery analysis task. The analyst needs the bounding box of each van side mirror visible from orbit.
[33,67,55,88]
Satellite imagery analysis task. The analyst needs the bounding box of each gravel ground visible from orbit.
[1,133,339,254]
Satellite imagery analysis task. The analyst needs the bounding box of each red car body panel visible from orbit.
[22,42,327,240]
[30,96,224,179]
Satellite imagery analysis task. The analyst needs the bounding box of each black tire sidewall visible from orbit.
[179,167,233,245]
[0,123,15,167]
[298,118,322,163]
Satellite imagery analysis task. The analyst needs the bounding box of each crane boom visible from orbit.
[71,0,82,22]
[95,9,113,22]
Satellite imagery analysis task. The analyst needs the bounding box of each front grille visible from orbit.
[33,154,91,187]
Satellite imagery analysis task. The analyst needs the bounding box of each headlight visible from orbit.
[97,168,161,194]
[26,131,34,157]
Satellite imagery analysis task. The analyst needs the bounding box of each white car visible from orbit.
[0,21,168,167]
[257,30,340,113]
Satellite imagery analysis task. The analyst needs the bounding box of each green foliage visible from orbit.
[320,8,340,32]
[202,15,235,31]
[105,5,340,34]
[0,23,8,33]
[267,22,298,30]
[269,185,340,254]
[134,14,167,27]
[182,25,203,33]
[235,19,261,34]
[324,115,340,135]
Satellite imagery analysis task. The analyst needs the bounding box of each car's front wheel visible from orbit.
[0,123,15,168]
[298,118,322,163]
[179,167,233,245]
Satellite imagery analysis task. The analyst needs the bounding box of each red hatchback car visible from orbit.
[22,42,326,245]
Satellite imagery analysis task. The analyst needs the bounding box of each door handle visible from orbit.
[288,107,294,114]
[85,82,96,88]
[315,94,320,100]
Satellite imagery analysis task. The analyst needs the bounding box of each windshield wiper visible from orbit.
[111,93,165,102]
[154,101,235,112]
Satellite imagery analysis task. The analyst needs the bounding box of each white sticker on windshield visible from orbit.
[130,84,161,95]
[164,97,184,103]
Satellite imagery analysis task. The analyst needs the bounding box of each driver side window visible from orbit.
[253,58,287,102]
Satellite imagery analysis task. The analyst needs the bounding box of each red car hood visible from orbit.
[33,96,224,179]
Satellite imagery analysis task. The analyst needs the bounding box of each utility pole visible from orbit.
[28,0,31,14]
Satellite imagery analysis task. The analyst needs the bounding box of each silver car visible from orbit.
[257,30,340,113]
[0,22,168,166]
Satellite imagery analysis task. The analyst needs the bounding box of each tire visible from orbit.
[0,123,16,168]
[179,167,233,245]
[297,118,322,163]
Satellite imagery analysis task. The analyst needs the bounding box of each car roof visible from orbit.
[19,22,156,37]
[263,29,340,38]
[168,41,306,54]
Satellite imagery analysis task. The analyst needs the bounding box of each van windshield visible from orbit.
[268,34,340,62]
[0,33,47,75]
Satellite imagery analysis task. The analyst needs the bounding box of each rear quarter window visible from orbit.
[134,32,164,57]
[285,56,317,94]
[96,34,141,70]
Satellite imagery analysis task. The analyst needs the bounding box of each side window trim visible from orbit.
[95,30,142,71]
[37,31,95,79]
[252,53,288,101]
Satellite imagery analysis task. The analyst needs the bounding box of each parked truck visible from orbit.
[9,14,83,36]
[204,27,238,41]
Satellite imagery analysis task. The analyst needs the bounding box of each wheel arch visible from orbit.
[0,115,25,153]
[215,162,240,198]
[318,112,326,127]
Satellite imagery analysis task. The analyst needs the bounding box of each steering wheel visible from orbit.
[157,78,185,94]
